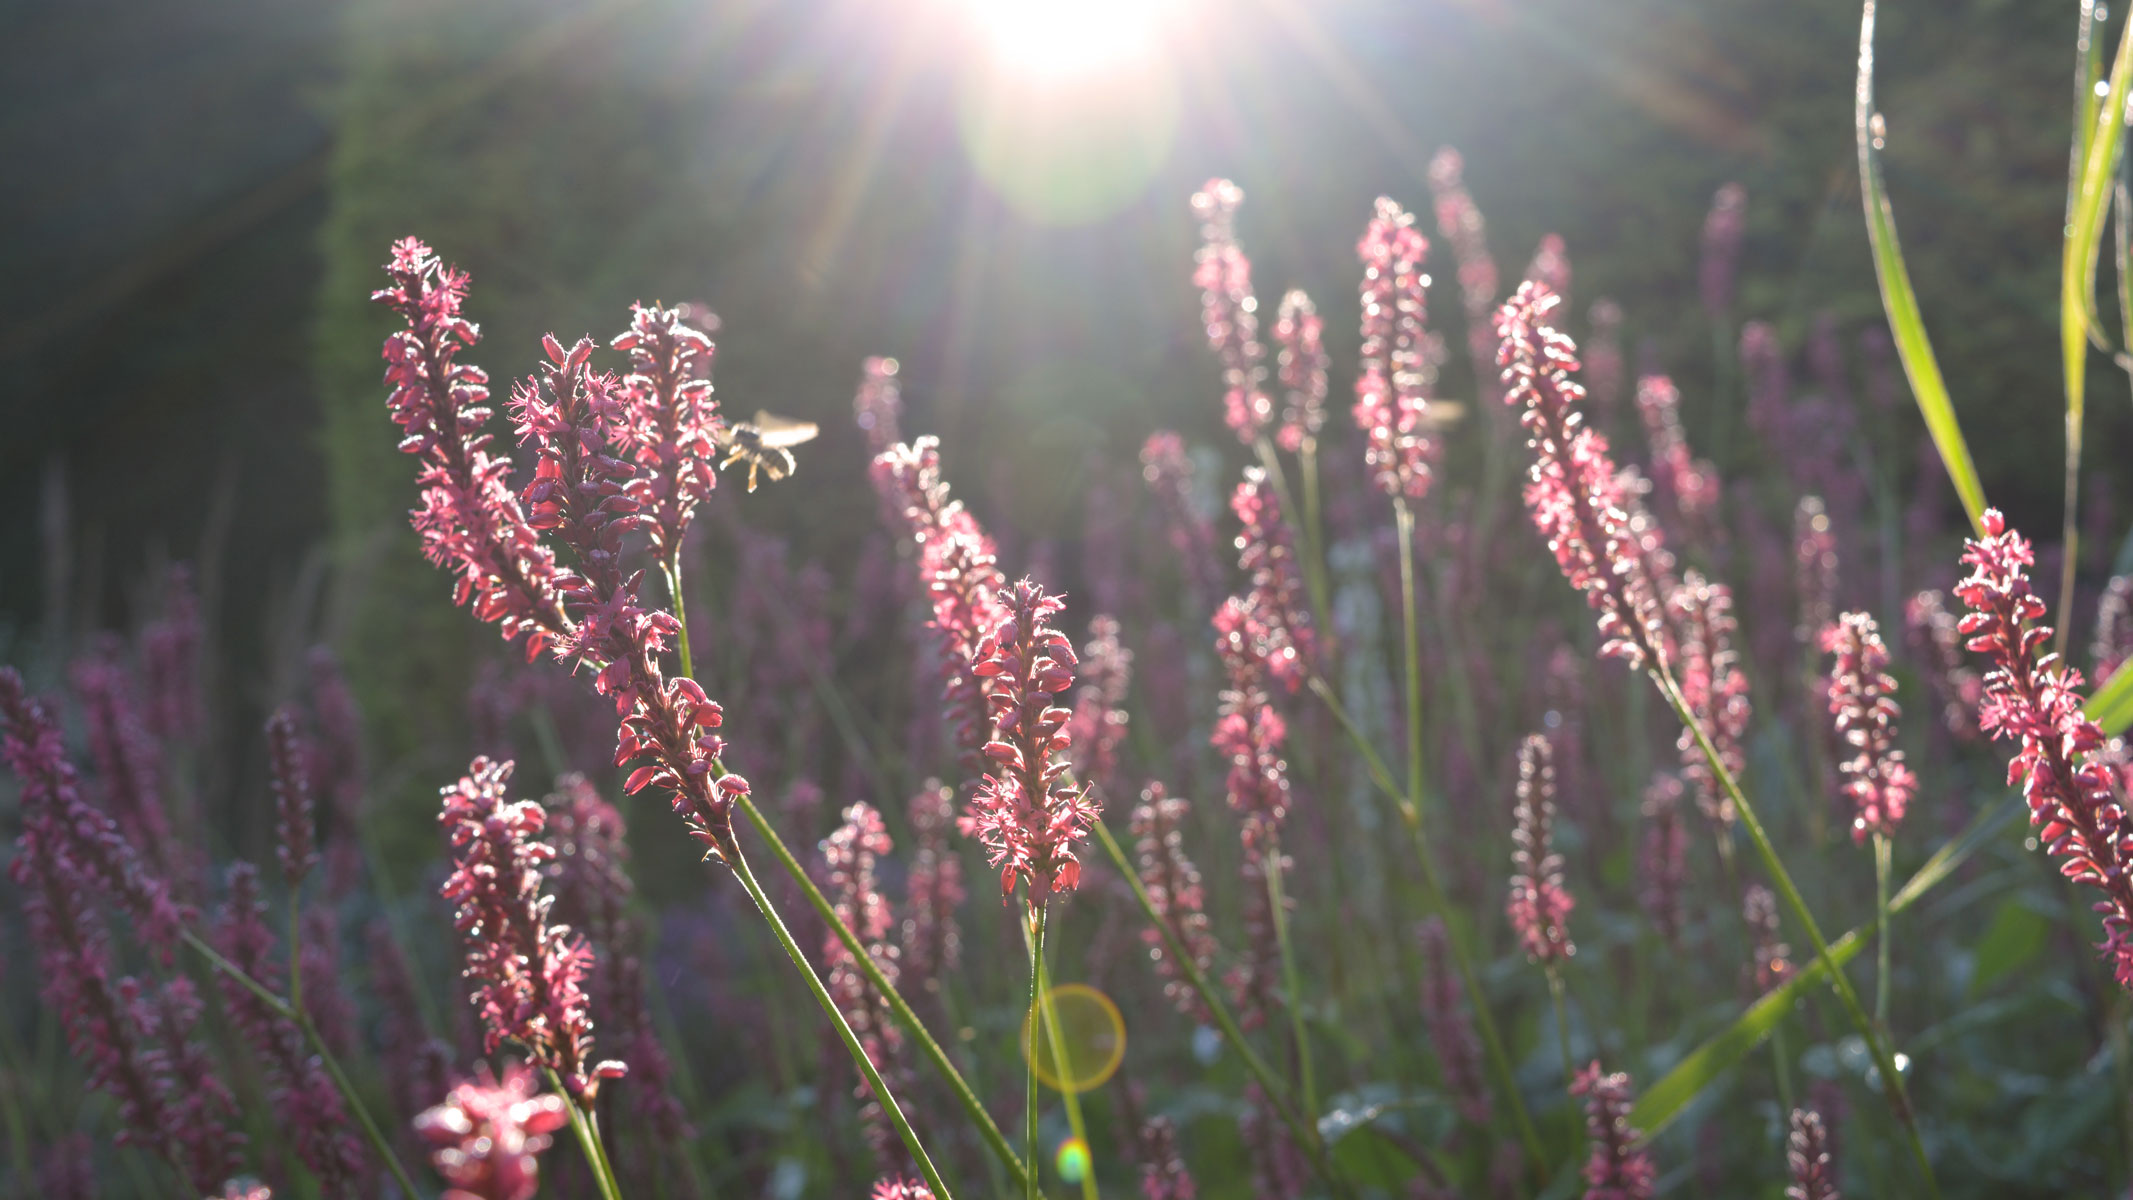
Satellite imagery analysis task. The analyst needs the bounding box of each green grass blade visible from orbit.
[1856,0,1989,536]
[2087,658,2133,733]
[1630,797,2020,1135]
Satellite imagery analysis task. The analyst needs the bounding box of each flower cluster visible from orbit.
[1639,772,1688,947]
[1134,1113,1197,1200]
[1794,496,1838,645]
[1822,612,1915,842]
[1426,148,1502,397]
[1190,178,1272,442]
[1673,572,1750,829]
[872,1180,936,1200]
[1742,883,1793,995]
[266,709,318,887]
[1272,289,1328,452]
[1139,431,1225,609]
[1353,196,1439,499]
[1067,615,1133,799]
[439,757,625,1101]
[1131,782,1217,1020]
[1211,598,1293,828]
[873,437,1010,771]
[1906,589,1982,740]
[1508,733,1575,964]
[215,863,365,1193]
[1525,233,1571,306]
[1786,1107,1840,1200]
[1230,467,1317,689]
[71,647,174,875]
[1634,375,1719,541]
[611,302,721,559]
[415,1063,570,1200]
[1417,917,1491,1126]
[1955,510,2133,987]
[1496,282,1669,669]
[1572,1062,1656,1200]
[963,580,1100,906]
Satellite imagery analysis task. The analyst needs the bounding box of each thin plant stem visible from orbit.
[1653,666,1938,1197]
[1091,820,1353,1200]
[1545,967,1574,1085]
[1770,1023,1797,1115]
[1875,832,1894,1029]
[1025,902,1043,1200]
[179,929,425,1200]
[286,894,303,1020]
[1264,833,1318,1118]
[545,1065,625,1200]
[1306,676,1550,1179]
[732,793,1030,1191]
[722,842,956,1200]
[664,559,695,682]
[1029,928,1098,1200]
[1394,499,1426,821]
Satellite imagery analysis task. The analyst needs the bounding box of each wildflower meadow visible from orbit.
[10,2,2133,1198]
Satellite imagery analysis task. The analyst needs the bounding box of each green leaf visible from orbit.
[1856,0,1988,535]
[1966,897,2050,997]
[1630,798,2020,1135]
[2087,657,2133,733]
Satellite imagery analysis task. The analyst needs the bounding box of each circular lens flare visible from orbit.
[1020,983,1127,1093]
[1055,1136,1091,1184]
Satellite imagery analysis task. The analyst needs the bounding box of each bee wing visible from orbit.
[750,410,821,448]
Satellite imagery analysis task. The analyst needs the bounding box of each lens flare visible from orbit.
[1020,983,1126,1093]
[966,0,1167,79]
[1054,1136,1091,1184]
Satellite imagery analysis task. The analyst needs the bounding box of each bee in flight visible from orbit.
[714,410,820,492]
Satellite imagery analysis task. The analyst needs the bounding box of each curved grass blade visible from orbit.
[1856,0,1988,536]
[2087,657,2133,733]
[1631,796,2020,1135]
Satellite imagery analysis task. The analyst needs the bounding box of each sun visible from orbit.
[963,0,1174,78]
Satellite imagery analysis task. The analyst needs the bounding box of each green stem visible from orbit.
[1654,667,1937,1197]
[1771,1023,1797,1115]
[723,841,956,1200]
[546,1066,625,1200]
[1025,902,1043,1200]
[1306,677,1549,1178]
[1875,832,1894,1030]
[1546,967,1574,1085]
[664,560,696,682]
[1092,821,1352,1199]
[179,929,425,1200]
[286,893,303,1023]
[733,794,1029,1191]
[1394,500,1426,822]
[1030,925,1098,1200]
[1265,834,1318,1118]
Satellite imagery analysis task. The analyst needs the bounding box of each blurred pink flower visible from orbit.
[1507,734,1575,964]
[1353,197,1439,499]
[415,1062,570,1200]
[1190,178,1272,442]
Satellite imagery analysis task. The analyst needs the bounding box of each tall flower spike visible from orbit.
[1067,615,1133,799]
[1130,782,1218,1021]
[820,801,913,1170]
[854,355,905,458]
[1417,917,1491,1126]
[1190,178,1272,442]
[1572,1063,1656,1200]
[1427,147,1503,405]
[1906,589,1982,741]
[1673,572,1750,830]
[1507,733,1575,964]
[1786,1107,1840,1200]
[1956,510,2133,987]
[1822,612,1915,842]
[1794,496,1837,645]
[1639,772,1688,947]
[1211,597,1293,828]
[901,780,965,988]
[1135,1113,1196,1200]
[1354,197,1440,499]
[70,647,174,873]
[266,709,318,888]
[373,238,572,658]
[1273,289,1328,453]
[1700,183,1747,317]
[1497,282,1669,669]
[1139,432,1225,610]
[1524,233,1571,309]
[415,1063,570,1200]
[1231,466,1318,689]
[964,580,1100,906]
[1635,375,1719,542]
[611,302,721,560]
[439,757,625,1102]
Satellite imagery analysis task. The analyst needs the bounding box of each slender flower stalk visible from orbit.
[612,302,721,564]
[1190,178,1273,442]
[1353,196,1439,499]
[1635,375,1719,545]
[1133,1112,1196,1200]
[1130,783,1218,1021]
[416,1062,571,1200]
[1638,773,1689,947]
[1231,468,1318,690]
[900,780,965,992]
[1906,590,1982,741]
[1786,1107,1841,1200]
[1508,734,1575,964]
[1822,612,1915,843]
[1067,615,1133,800]
[1742,883,1794,995]
[71,649,174,874]
[821,801,916,1172]
[267,709,319,888]
[1956,510,2133,988]
[1674,573,1751,833]
[1416,917,1490,1126]
[1795,497,1838,647]
[1427,148,1503,399]
[1572,1063,1656,1200]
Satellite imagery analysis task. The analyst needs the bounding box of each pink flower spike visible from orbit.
[1272,289,1328,453]
[1353,196,1439,499]
[266,708,318,888]
[1190,178,1272,442]
[1821,611,1915,842]
[1507,734,1575,965]
[416,1062,570,1200]
[1572,1062,1656,1200]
